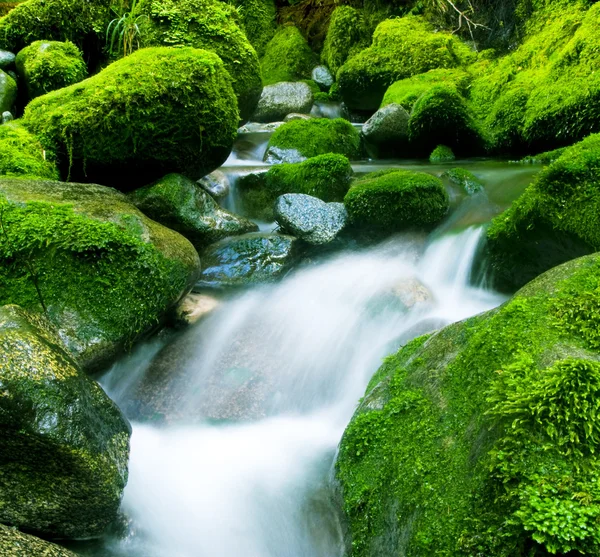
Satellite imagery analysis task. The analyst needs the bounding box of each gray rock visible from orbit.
[263,146,307,165]
[2,110,13,124]
[0,50,15,71]
[198,232,300,288]
[239,121,284,133]
[252,82,314,123]
[274,193,348,245]
[284,113,313,122]
[0,69,16,114]
[311,65,334,90]
[362,103,409,157]
[198,169,230,199]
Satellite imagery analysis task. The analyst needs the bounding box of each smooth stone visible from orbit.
[252,82,314,123]
[198,169,230,199]
[311,65,334,90]
[239,121,284,133]
[362,103,409,157]
[263,146,307,165]
[2,110,13,124]
[274,193,348,245]
[0,50,15,71]
[284,113,314,122]
[198,232,300,288]
[173,293,221,327]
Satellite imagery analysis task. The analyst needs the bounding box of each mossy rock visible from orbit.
[518,147,566,165]
[138,0,262,122]
[381,68,472,112]
[15,40,87,101]
[0,1,23,18]
[233,0,276,57]
[0,524,77,556]
[337,16,475,111]
[321,5,369,76]
[486,133,600,292]
[129,173,258,250]
[409,85,483,156]
[429,144,455,163]
[337,251,600,556]
[0,67,16,112]
[442,167,484,195]
[264,118,360,163]
[239,153,353,219]
[0,121,58,179]
[22,47,238,189]
[260,25,316,86]
[0,304,131,539]
[344,169,449,231]
[0,177,200,371]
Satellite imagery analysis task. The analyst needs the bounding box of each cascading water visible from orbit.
[97,225,506,557]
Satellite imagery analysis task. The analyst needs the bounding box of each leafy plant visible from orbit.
[106,0,147,58]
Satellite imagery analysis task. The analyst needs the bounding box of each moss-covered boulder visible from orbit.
[0,67,16,112]
[442,167,484,195]
[0,178,200,371]
[429,144,455,163]
[15,40,87,101]
[260,25,315,86]
[22,47,238,189]
[264,118,360,163]
[486,133,600,292]
[0,304,131,539]
[337,16,475,111]
[344,170,449,231]
[409,85,483,156]
[239,153,353,219]
[138,0,262,122]
[234,0,276,57]
[0,524,77,555]
[129,173,258,249]
[337,251,600,556]
[0,121,58,179]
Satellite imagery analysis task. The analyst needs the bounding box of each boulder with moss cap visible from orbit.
[0,304,131,539]
[0,524,78,556]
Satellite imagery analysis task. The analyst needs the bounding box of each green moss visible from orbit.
[337,16,475,111]
[486,133,600,291]
[337,252,600,556]
[409,85,483,156]
[442,167,484,195]
[233,0,276,57]
[0,524,77,556]
[240,153,353,219]
[344,169,449,231]
[22,47,238,189]
[260,25,316,86]
[0,178,200,371]
[429,144,455,163]
[266,118,361,160]
[0,122,58,179]
[15,40,87,101]
[321,6,369,76]
[519,147,567,164]
[0,67,16,112]
[381,68,471,111]
[137,0,262,122]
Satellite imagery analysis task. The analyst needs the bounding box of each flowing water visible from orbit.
[83,127,542,557]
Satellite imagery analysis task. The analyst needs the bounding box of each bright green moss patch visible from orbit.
[518,147,567,164]
[442,167,484,194]
[486,133,600,291]
[0,68,16,112]
[15,40,87,101]
[0,122,58,179]
[337,252,600,556]
[233,0,276,57]
[321,6,368,76]
[265,118,360,161]
[22,47,238,189]
[429,144,455,163]
[260,25,316,86]
[337,16,475,111]
[344,170,449,231]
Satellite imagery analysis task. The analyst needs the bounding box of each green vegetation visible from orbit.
[0,122,58,179]
[337,251,600,556]
[321,6,368,76]
[106,0,147,58]
[344,169,449,231]
[233,0,276,57]
[442,167,484,194]
[15,40,87,101]
[0,524,77,556]
[0,68,16,112]
[337,16,475,111]
[486,133,600,291]
[260,25,315,86]
[266,118,361,161]
[0,178,200,371]
[429,144,455,163]
[22,47,238,189]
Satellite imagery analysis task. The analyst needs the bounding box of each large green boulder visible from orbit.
[234,0,276,57]
[0,121,58,179]
[15,40,87,101]
[337,251,600,556]
[129,173,258,249]
[337,16,475,111]
[0,67,16,112]
[22,47,238,189]
[260,25,316,86]
[486,133,600,292]
[0,524,77,555]
[0,178,200,371]
[344,170,449,231]
[138,0,262,122]
[264,118,360,164]
[0,304,131,539]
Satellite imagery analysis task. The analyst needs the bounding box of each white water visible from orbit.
[101,226,505,557]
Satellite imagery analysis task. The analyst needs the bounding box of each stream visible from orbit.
[80,125,541,557]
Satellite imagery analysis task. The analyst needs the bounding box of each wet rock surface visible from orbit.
[252,82,314,123]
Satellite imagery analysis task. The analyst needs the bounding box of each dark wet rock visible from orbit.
[0,50,15,71]
[252,82,314,123]
[197,170,230,199]
[311,65,334,90]
[362,103,409,157]
[263,146,307,165]
[274,193,348,245]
